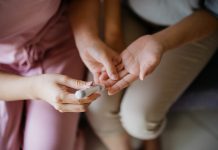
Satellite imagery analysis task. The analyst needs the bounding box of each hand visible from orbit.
[78,38,121,83]
[107,35,164,95]
[97,29,125,86]
[29,74,100,112]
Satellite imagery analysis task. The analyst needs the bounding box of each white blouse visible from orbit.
[128,0,200,26]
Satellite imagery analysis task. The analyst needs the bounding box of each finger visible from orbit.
[60,93,100,104]
[99,71,109,81]
[54,103,89,112]
[101,61,123,73]
[76,93,100,104]
[58,76,92,90]
[112,56,122,66]
[93,72,100,84]
[139,63,149,81]
[116,63,124,72]
[101,56,119,80]
[139,62,158,80]
[99,69,128,88]
[100,79,117,88]
[118,69,129,79]
[108,74,137,95]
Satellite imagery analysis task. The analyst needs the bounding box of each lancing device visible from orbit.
[75,85,104,99]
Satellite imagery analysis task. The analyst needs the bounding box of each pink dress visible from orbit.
[0,0,85,150]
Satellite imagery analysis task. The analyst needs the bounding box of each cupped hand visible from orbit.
[106,35,164,95]
[29,74,100,112]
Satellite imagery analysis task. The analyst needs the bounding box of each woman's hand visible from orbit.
[122,35,164,80]
[78,37,121,83]
[107,35,164,95]
[29,74,100,112]
[69,0,121,83]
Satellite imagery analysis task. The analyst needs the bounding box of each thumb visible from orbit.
[139,63,148,81]
[101,56,119,80]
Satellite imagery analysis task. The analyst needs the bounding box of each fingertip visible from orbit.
[108,88,117,95]
[140,68,147,81]
[108,91,117,96]
[108,92,113,96]
[109,73,119,80]
[139,74,144,81]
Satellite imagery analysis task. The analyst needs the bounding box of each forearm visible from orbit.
[153,10,218,52]
[69,0,100,50]
[0,72,32,101]
[104,0,122,39]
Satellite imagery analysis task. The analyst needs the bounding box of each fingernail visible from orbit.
[108,88,116,95]
[111,74,119,80]
[140,73,147,81]
[108,91,117,95]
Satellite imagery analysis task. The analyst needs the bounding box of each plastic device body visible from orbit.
[75,85,104,99]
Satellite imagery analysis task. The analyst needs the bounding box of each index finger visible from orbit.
[108,74,137,95]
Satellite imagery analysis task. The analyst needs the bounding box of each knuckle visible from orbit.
[60,75,69,83]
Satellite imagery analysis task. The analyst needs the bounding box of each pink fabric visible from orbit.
[0,1,85,150]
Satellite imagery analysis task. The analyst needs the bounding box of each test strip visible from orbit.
[75,85,104,99]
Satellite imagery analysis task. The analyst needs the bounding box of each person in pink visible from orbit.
[0,0,121,150]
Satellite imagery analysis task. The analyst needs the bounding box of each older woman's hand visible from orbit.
[106,35,164,95]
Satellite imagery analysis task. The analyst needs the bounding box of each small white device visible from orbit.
[75,85,104,99]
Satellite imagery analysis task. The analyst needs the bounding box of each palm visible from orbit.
[121,49,140,76]
[108,35,164,95]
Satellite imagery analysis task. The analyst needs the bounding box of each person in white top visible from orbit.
[86,0,218,150]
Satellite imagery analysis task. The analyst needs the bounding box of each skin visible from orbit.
[90,1,131,150]
[68,1,218,150]
[106,10,218,95]
[97,7,218,150]
[69,0,122,83]
[104,0,125,53]
[0,72,99,112]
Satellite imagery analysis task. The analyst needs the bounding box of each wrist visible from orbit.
[143,34,165,54]
[75,31,101,52]
[22,76,40,100]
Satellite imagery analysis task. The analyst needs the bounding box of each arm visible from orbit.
[69,0,121,82]
[0,71,99,112]
[104,0,124,52]
[69,0,100,47]
[0,72,32,101]
[108,9,218,95]
[153,10,218,52]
